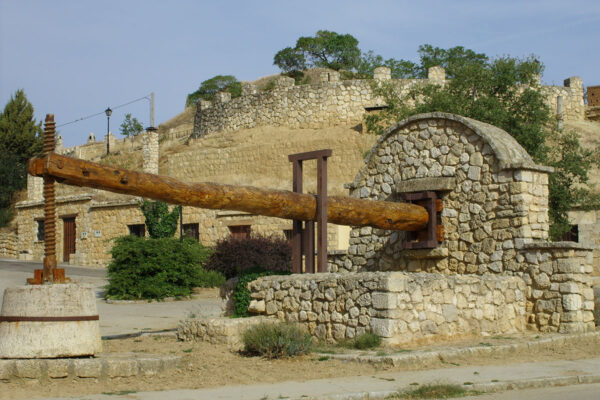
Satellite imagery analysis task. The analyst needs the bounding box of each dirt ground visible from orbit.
[4,329,600,400]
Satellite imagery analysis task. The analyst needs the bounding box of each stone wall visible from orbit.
[568,209,600,284]
[519,242,596,333]
[193,68,585,138]
[247,272,526,344]
[0,232,17,258]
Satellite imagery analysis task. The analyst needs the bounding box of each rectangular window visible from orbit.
[36,220,45,241]
[229,225,251,240]
[561,225,579,242]
[128,224,145,238]
[182,223,199,241]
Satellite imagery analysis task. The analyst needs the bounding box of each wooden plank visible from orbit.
[28,154,429,231]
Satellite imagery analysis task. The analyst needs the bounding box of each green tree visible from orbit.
[274,30,361,72]
[356,50,420,79]
[186,75,242,107]
[119,113,144,137]
[0,90,43,226]
[140,200,181,239]
[366,45,599,239]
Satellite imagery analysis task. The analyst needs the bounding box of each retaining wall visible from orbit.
[247,272,526,344]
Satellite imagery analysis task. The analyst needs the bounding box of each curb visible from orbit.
[0,353,181,382]
[323,331,600,368]
[297,374,600,399]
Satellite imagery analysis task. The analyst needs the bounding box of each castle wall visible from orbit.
[193,69,585,138]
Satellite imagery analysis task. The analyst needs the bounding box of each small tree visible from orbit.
[140,200,180,238]
[186,75,242,107]
[119,113,144,137]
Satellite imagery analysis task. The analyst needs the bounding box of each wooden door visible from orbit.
[63,217,76,262]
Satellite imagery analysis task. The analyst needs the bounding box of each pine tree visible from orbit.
[0,90,43,226]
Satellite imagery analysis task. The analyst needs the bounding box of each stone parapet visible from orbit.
[247,272,526,345]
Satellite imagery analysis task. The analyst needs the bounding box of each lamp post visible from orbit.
[105,107,112,154]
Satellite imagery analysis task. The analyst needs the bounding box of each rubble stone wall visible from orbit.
[193,68,584,138]
[248,272,526,344]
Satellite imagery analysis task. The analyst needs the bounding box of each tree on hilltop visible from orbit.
[365,45,599,239]
[119,113,144,137]
[274,30,361,72]
[186,75,242,107]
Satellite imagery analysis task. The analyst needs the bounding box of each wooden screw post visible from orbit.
[27,114,67,284]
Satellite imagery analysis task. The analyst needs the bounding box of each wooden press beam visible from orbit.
[28,154,429,231]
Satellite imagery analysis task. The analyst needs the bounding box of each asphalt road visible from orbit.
[0,258,222,337]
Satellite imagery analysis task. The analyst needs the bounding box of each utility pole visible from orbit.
[151,92,155,128]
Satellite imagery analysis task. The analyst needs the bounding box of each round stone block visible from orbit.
[0,283,102,358]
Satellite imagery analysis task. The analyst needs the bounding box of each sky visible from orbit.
[1,0,599,147]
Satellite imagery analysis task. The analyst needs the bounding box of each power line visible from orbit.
[56,94,152,128]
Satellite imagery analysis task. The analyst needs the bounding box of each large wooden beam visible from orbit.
[28,154,429,231]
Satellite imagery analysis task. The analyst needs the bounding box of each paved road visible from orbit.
[0,258,222,336]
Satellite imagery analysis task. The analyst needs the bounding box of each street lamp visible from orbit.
[104,107,112,154]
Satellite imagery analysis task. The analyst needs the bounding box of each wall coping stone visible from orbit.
[502,162,554,173]
[15,195,92,209]
[519,241,595,252]
[89,198,141,209]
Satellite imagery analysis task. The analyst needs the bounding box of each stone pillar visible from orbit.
[242,83,258,95]
[55,135,63,154]
[374,67,391,81]
[87,132,96,143]
[427,66,446,83]
[142,130,159,175]
[563,76,585,120]
[213,92,231,104]
[26,175,43,202]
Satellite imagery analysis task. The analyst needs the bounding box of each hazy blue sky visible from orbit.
[1,0,599,147]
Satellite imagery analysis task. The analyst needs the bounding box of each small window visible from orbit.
[561,225,579,242]
[283,229,293,242]
[36,220,45,241]
[128,224,145,238]
[229,225,251,240]
[183,223,199,241]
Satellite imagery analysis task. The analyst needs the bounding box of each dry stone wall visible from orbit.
[193,68,585,138]
[247,272,526,344]
[0,232,17,258]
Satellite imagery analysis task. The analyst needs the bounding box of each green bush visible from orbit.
[242,322,313,358]
[105,235,223,300]
[352,332,382,349]
[233,267,290,317]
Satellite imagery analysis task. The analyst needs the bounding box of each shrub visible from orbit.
[205,234,292,279]
[233,267,290,318]
[242,322,313,358]
[352,332,382,349]
[105,235,223,300]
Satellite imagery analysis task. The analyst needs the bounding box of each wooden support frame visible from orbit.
[288,149,332,273]
[402,191,443,249]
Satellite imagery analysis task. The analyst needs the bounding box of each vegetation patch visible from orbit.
[242,322,313,359]
[105,235,223,300]
[390,383,476,399]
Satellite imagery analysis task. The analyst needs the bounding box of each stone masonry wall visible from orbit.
[193,68,585,138]
[0,232,17,258]
[519,242,596,333]
[248,272,526,344]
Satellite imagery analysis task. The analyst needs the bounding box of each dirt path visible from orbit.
[4,330,600,400]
